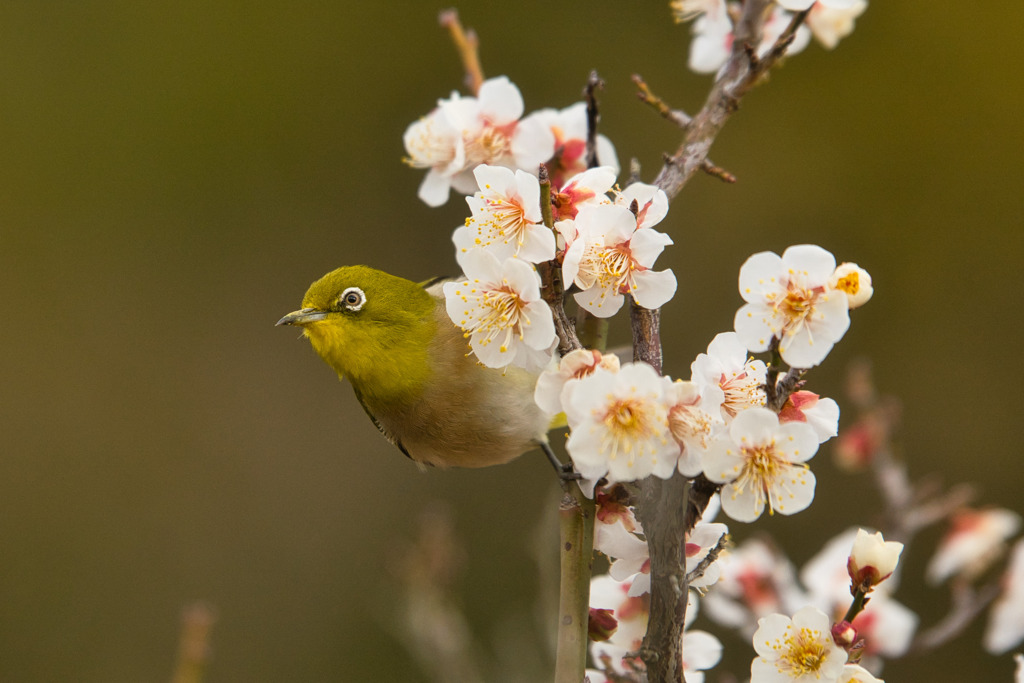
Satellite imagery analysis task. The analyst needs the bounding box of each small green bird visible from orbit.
[277,265,553,469]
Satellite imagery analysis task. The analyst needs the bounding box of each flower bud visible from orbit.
[831,620,858,649]
[848,529,903,591]
[588,607,618,642]
[830,262,873,309]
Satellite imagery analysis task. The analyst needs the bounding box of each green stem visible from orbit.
[843,588,869,625]
[554,485,596,683]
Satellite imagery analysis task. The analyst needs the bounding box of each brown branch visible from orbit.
[584,71,604,170]
[636,473,690,683]
[438,9,484,95]
[538,165,583,356]
[632,75,736,184]
[629,301,662,373]
[652,0,810,199]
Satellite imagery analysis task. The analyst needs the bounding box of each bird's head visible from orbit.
[277,265,437,401]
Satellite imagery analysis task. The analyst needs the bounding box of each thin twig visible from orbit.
[686,535,728,586]
[438,9,484,95]
[633,75,736,183]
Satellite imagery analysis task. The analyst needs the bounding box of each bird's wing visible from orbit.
[350,386,415,462]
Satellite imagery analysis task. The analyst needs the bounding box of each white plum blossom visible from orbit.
[704,537,810,634]
[778,390,840,444]
[807,1,868,49]
[614,182,669,229]
[985,540,1024,654]
[599,521,651,597]
[751,606,847,683]
[926,507,1022,585]
[403,106,466,206]
[523,102,619,189]
[838,664,884,683]
[563,361,678,489]
[443,250,556,371]
[589,574,651,674]
[551,166,616,222]
[704,407,819,522]
[562,203,677,317]
[403,76,556,206]
[453,165,555,264]
[830,261,873,309]
[848,529,904,592]
[689,3,810,75]
[691,331,768,420]
[734,244,851,368]
[681,629,724,683]
[534,349,620,416]
[663,378,723,476]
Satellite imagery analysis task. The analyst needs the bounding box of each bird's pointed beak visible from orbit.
[276,307,328,327]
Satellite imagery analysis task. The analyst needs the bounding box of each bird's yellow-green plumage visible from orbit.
[278,265,550,469]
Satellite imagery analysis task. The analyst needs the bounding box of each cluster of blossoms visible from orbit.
[673,0,868,75]
[404,76,618,207]
[440,157,678,372]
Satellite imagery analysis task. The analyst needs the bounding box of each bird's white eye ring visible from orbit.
[340,286,366,312]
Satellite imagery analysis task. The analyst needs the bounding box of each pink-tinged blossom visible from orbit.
[985,540,1024,654]
[614,182,669,229]
[704,407,819,522]
[663,378,723,476]
[563,362,678,489]
[534,349,621,416]
[523,102,619,189]
[751,606,847,683]
[689,4,810,75]
[704,538,810,635]
[453,165,555,264]
[926,507,1023,585]
[443,250,556,371]
[778,390,840,444]
[734,244,851,368]
[562,204,677,318]
[589,574,650,674]
[692,331,768,420]
[551,166,616,221]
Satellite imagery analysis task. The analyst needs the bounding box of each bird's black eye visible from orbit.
[339,286,366,312]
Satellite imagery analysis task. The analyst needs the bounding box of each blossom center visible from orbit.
[719,371,766,417]
[466,284,528,353]
[733,441,793,514]
[777,627,830,676]
[597,396,662,464]
[466,127,510,164]
[669,404,713,448]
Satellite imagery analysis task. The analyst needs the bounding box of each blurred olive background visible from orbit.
[1,1,1021,681]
